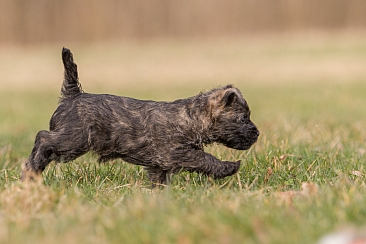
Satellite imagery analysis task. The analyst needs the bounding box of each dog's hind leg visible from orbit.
[21,130,54,180]
[21,129,89,181]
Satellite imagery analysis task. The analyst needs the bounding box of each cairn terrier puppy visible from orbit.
[21,48,259,185]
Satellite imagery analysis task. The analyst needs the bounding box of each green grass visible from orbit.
[1,37,366,243]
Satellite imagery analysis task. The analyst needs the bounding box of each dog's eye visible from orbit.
[240,116,246,123]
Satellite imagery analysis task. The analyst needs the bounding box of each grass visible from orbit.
[1,34,366,243]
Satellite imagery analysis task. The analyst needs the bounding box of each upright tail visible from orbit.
[60,47,83,100]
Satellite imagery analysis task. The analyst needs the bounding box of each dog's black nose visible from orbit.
[248,125,259,137]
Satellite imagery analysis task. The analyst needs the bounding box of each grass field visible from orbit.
[1,34,366,243]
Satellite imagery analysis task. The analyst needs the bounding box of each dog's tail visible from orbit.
[60,47,83,100]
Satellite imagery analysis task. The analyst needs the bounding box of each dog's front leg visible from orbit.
[144,166,169,187]
[171,149,241,179]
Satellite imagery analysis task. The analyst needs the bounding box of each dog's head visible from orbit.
[208,85,259,150]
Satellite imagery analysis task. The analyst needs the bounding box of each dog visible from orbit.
[21,48,259,185]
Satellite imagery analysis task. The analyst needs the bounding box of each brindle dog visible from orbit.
[21,48,259,185]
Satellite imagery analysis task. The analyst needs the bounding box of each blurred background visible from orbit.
[1,0,366,142]
[1,0,366,92]
[1,0,366,44]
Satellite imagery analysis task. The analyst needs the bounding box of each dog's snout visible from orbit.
[250,125,260,138]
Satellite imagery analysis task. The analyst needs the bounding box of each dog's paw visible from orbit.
[212,160,241,179]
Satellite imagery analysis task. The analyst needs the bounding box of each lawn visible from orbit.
[1,34,366,243]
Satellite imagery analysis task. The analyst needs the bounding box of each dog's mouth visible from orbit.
[236,138,258,150]
[240,140,257,150]
[224,128,260,150]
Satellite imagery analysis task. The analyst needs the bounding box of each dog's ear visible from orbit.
[208,87,241,118]
[220,90,238,107]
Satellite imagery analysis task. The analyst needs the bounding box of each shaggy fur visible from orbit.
[21,48,260,185]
